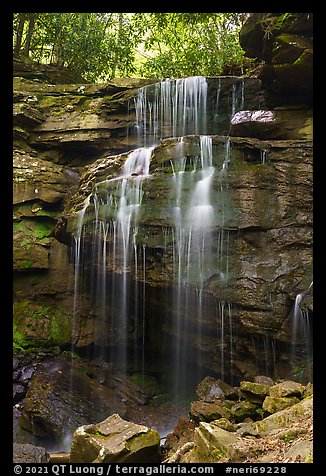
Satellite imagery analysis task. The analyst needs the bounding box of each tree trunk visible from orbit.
[14,13,26,57]
[23,14,37,58]
[112,13,123,79]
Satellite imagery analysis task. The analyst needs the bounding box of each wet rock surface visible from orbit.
[13,20,313,464]
[19,355,126,445]
[57,134,312,380]
[230,109,312,140]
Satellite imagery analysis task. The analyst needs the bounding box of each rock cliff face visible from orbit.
[13,71,158,352]
[57,134,312,383]
[239,13,313,107]
[13,12,313,436]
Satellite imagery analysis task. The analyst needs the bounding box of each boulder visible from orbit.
[254,375,274,386]
[239,13,274,59]
[302,383,313,398]
[230,401,259,422]
[13,443,50,463]
[195,376,230,401]
[262,396,300,414]
[192,422,238,462]
[181,394,313,463]
[211,418,237,432]
[239,381,271,399]
[269,380,305,398]
[283,440,313,463]
[190,401,232,422]
[20,355,126,444]
[229,109,312,140]
[243,395,312,437]
[70,413,161,463]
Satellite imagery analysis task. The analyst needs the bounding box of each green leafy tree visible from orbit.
[13,12,252,81]
[138,13,250,77]
[13,13,39,58]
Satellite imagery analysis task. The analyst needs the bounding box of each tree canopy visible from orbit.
[13,13,251,82]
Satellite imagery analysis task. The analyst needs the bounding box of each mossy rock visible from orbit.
[13,218,54,270]
[262,396,300,414]
[190,401,232,422]
[230,400,259,422]
[211,418,237,432]
[196,376,232,401]
[269,380,305,398]
[13,300,72,350]
[194,421,237,462]
[272,34,312,65]
[244,395,312,438]
[240,381,271,398]
[70,414,161,463]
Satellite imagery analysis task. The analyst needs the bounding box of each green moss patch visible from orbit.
[125,429,160,453]
[13,218,55,269]
[130,373,160,396]
[14,218,54,241]
[13,300,72,350]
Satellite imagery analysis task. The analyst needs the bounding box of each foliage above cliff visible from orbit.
[13,13,251,82]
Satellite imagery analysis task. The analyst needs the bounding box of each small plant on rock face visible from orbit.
[255,407,265,419]
[282,433,295,443]
[210,447,227,461]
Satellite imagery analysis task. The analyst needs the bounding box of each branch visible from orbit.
[162,442,195,463]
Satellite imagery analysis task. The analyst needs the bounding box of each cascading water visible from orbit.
[108,147,153,375]
[169,135,215,400]
[167,133,237,400]
[71,74,291,423]
[290,282,313,377]
[132,75,246,146]
[134,76,208,146]
[73,77,246,382]
[72,147,154,377]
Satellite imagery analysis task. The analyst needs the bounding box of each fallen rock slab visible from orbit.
[229,109,312,140]
[269,380,305,398]
[262,396,300,414]
[70,413,161,463]
[242,395,312,437]
[13,443,50,463]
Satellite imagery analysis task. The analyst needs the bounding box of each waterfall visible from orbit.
[132,76,247,146]
[72,75,264,408]
[170,135,215,288]
[230,78,245,117]
[168,134,238,400]
[72,77,247,395]
[71,147,154,376]
[134,76,208,145]
[290,282,313,377]
[72,193,91,345]
[169,135,215,399]
[260,149,268,164]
